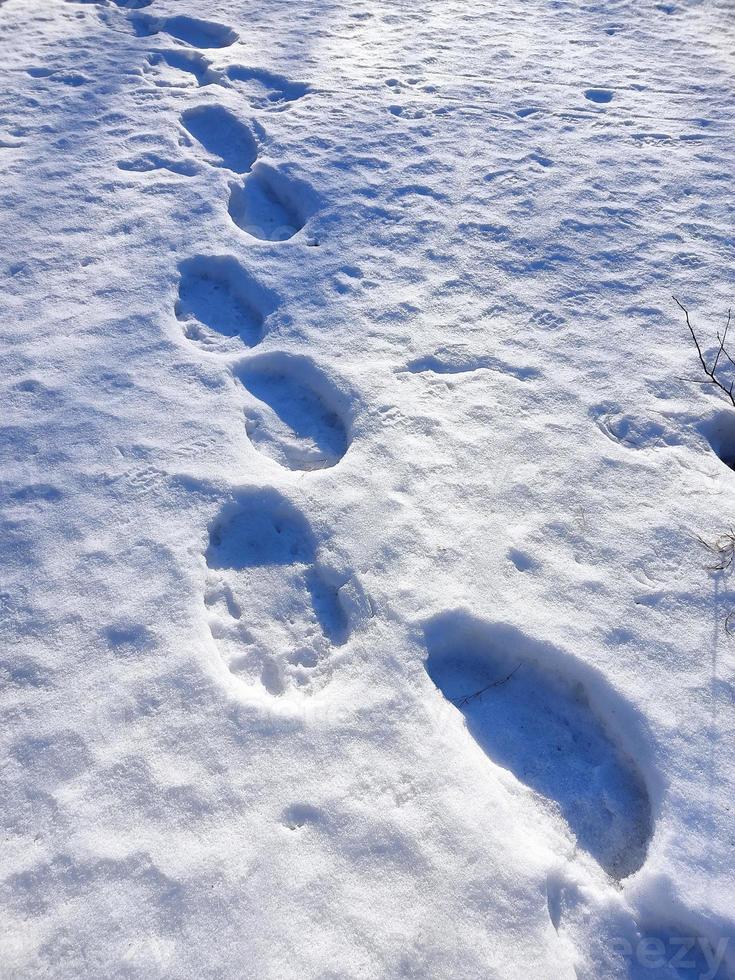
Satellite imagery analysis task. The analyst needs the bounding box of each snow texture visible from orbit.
[1,0,735,977]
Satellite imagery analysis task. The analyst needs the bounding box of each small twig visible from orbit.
[452,664,522,708]
[711,313,730,374]
[718,312,735,369]
[674,297,735,408]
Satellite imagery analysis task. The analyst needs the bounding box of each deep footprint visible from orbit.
[205,489,349,695]
[175,256,277,353]
[131,14,237,48]
[424,612,653,879]
[181,106,257,173]
[228,163,313,241]
[235,353,349,470]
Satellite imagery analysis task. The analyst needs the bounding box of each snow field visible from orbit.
[1,0,735,977]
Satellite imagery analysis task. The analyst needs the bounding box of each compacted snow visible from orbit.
[1,0,734,976]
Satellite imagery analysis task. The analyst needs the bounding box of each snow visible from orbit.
[1,0,734,976]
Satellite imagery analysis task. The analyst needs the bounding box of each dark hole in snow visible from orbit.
[701,411,735,471]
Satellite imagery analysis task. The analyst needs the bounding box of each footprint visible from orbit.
[590,403,683,452]
[701,410,735,471]
[181,105,257,174]
[235,353,350,471]
[131,13,238,48]
[204,489,350,695]
[424,612,653,879]
[282,803,323,830]
[144,50,216,88]
[224,65,310,107]
[584,88,614,104]
[38,71,89,87]
[175,255,277,354]
[228,163,315,242]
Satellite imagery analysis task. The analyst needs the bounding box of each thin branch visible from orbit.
[452,664,521,708]
[717,311,735,368]
[674,297,735,408]
[711,312,730,374]
[674,296,709,375]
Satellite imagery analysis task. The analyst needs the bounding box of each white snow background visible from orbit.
[1,0,734,977]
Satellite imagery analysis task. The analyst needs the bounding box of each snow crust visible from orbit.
[1,0,734,976]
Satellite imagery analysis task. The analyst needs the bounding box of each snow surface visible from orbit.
[1,0,735,976]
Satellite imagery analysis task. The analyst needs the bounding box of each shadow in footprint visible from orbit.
[225,65,310,106]
[205,490,348,693]
[700,410,735,471]
[228,163,315,242]
[626,925,732,979]
[176,256,277,354]
[131,14,237,48]
[207,494,314,569]
[181,106,257,174]
[234,353,349,471]
[424,612,653,879]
